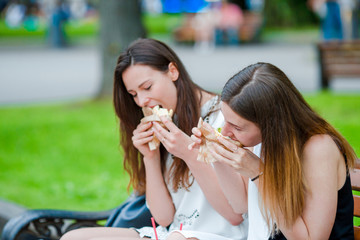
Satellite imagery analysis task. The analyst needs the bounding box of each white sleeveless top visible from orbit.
[247,143,270,240]
[137,96,248,240]
[166,96,248,239]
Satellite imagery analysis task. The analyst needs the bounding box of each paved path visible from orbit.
[1,43,360,105]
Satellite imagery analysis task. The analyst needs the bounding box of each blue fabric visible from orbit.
[215,28,240,45]
[162,0,208,13]
[322,1,343,40]
[105,194,153,228]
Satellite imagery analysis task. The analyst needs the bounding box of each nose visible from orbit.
[137,92,150,107]
[221,123,233,138]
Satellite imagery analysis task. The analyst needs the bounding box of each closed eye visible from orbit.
[229,123,242,131]
[145,85,152,90]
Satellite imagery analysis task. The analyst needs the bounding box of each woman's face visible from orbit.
[122,63,179,110]
[220,102,262,147]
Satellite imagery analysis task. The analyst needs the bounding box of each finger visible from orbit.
[188,142,197,150]
[133,135,154,146]
[208,143,232,163]
[159,115,178,132]
[212,141,246,165]
[190,134,202,144]
[217,136,239,152]
[208,144,239,168]
[191,127,202,137]
[133,122,152,135]
[132,128,154,141]
[202,121,213,130]
[212,141,234,157]
[152,121,170,140]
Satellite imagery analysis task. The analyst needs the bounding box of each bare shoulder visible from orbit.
[200,91,216,106]
[303,134,342,168]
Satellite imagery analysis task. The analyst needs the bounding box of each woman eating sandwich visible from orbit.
[61,38,248,240]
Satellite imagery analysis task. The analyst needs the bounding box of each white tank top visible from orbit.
[247,143,270,240]
[166,96,248,240]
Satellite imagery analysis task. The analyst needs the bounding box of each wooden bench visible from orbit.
[1,194,151,240]
[351,166,360,239]
[317,40,360,89]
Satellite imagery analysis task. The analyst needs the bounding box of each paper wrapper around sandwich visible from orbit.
[141,106,174,151]
[197,118,243,163]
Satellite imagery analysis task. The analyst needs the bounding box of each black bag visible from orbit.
[105,194,153,228]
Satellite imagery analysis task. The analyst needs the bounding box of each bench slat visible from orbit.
[318,40,360,89]
[354,195,360,217]
[355,226,360,240]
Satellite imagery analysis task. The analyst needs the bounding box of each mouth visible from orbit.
[149,104,163,109]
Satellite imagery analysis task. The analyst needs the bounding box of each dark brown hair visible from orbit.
[221,62,357,231]
[113,38,206,194]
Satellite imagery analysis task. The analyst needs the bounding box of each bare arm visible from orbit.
[211,134,344,239]
[275,135,343,239]
[212,161,248,214]
[143,155,175,227]
[153,117,245,225]
[132,121,175,226]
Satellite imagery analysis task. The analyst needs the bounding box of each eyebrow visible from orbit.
[127,80,150,93]
[227,121,242,129]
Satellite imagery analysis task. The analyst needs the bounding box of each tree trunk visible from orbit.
[98,0,146,97]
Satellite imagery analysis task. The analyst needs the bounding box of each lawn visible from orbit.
[0,13,183,43]
[0,92,359,212]
[0,98,130,211]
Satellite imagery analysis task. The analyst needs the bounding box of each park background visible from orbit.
[0,0,360,233]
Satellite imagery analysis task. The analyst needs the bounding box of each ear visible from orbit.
[168,62,179,82]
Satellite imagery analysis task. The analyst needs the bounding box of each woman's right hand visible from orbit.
[188,126,203,150]
[132,121,159,159]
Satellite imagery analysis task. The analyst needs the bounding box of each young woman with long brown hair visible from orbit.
[61,39,248,240]
[191,62,357,239]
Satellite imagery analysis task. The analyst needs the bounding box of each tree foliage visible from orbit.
[263,0,319,28]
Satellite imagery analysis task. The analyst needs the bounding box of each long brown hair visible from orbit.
[221,62,357,231]
[113,38,205,195]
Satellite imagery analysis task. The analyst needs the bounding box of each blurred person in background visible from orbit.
[48,0,69,47]
[4,0,26,28]
[308,0,344,40]
[192,6,217,52]
[214,0,244,45]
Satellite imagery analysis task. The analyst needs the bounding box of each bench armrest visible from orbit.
[1,208,114,240]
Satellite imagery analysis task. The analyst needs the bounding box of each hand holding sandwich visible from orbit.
[152,115,196,161]
[139,105,195,161]
[132,121,160,160]
[189,118,262,180]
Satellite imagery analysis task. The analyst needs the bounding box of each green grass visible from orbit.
[0,98,130,211]
[143,13,184,34]
[0,92,359,212]
[305,92,360,156]
[0,13,181,38]
[0,18,98,36]
[0,14,182,47]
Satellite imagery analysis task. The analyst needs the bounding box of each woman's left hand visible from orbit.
[209,136,262,180]
[152,116,194,160]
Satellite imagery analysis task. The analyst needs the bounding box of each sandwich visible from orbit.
[197,118,242,163]
[141,106,174,151]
